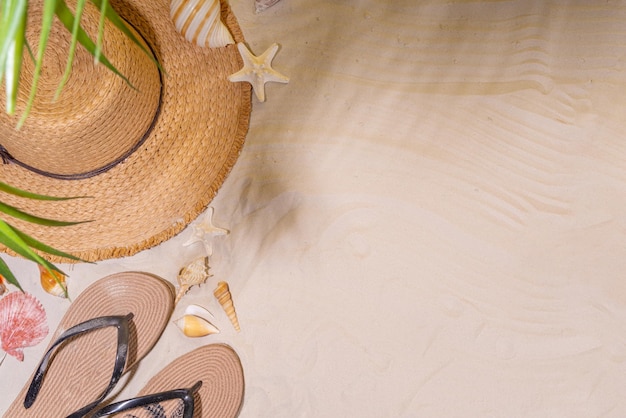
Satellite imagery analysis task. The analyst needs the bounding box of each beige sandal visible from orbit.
[4,272,175,418]
[92,344,245,418]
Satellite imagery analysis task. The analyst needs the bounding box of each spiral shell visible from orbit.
[38,265,68,298]
[0,292,49,361]
[175,305,220,337]
[213,281,240,332]
[170,0,235,48]
[175,256,211,304]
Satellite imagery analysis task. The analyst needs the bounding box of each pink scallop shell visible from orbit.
[0,292,49,361]
[255,0,282,13]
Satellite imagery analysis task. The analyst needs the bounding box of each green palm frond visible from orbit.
[54,0,87,100]
[0,180,90,200]
[0,0,158,124]
[0,183,91,293]
[0,219,70,293]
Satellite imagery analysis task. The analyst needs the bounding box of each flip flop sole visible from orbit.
[5,272,175,417]
[116,344,245,418]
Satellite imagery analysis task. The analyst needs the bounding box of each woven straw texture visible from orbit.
[0,0,251,262]
[5,272,175,417]
[0,1,162,176]
[129,344,245,418]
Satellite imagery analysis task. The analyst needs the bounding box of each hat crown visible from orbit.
[0,1,161,178]
[0,0,251,262]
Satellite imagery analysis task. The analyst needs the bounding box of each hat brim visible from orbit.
[0,0,251,262]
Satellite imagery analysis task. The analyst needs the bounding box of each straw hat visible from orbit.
[0,0,251,261]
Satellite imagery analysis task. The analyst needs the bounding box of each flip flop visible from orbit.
[91,344,245,418]
[4,272,175,418]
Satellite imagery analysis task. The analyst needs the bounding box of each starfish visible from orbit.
[229,42,289,102]
[183,207,229,256]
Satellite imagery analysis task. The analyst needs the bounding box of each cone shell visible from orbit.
[175,256,210,304]
[175,315,220,337]
[170,0,235,48]
[0,292,49,361]
[38,265,68,298]
[213,281,240,332]
[174,304,219,337]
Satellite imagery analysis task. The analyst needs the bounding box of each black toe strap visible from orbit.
[24,313,134,418]
[91,380,202,418]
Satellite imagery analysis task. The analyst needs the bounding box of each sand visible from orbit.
[3,0,626,416]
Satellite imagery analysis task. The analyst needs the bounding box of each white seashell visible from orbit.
[170,0,234,48]
[174,305,220,338]
[175,256,210,304]
[184,303,215,320]
[255,0,282,13]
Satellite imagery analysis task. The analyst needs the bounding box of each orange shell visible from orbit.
[38,265,68,298]
[0,275,7,296]
[0,292,49,361]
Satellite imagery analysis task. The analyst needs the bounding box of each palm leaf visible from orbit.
[24,36,34,62]
[0,255,22,290]
[54,0,87,100]
[0,200,90,226]
[12,223,86,262]
[4,0,162,119]
[0,0,27,66]
[54,0,133,86]
[0,180,90,200]
[0,0,26,105]
[94,0,106,62]
[0,220,65,274]
[2,0,27,114]
[0,219,68,296]
[18,0,138,125]
[89,0,162,72]
[17,0,57,128]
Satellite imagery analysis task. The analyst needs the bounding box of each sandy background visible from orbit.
[3,0,626,416]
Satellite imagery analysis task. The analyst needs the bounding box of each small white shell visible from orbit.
[174,305,219,337]
[170,0,234,48]
[255,0,282,13]
[184,303,214,319]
